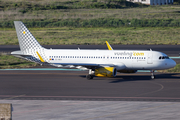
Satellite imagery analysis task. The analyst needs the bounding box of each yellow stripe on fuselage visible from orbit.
[36,51,45,62]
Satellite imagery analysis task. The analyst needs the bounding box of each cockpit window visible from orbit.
[165,56,169,59]
[159,56,169,59]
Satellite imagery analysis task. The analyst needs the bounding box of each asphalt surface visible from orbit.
[1,45,180,119]
[0,70,180,102]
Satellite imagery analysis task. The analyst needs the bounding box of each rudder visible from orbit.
[14,21,43,53]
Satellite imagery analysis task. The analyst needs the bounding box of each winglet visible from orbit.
[106,41,113,50]
[36,51,45,62]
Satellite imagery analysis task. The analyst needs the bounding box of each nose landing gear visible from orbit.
[151,70,155,79]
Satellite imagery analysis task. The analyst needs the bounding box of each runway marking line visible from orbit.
[2,94,26,100]
[1,95,180,100]
[135,82,164,97]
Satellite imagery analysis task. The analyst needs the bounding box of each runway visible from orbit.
[0,70,180,102]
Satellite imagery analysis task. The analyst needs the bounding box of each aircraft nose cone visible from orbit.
[172,60,176,67]
[170,59,176,68]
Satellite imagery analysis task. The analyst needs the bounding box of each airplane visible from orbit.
[11,21,176,80]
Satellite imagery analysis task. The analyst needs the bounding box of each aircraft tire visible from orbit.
[86,75,93,80]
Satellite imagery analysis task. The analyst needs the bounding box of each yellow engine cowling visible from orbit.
[95,67,117,77]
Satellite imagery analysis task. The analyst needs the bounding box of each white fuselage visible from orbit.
[44,49,176,70]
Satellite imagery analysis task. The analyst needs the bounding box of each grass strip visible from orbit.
[0,54,38,69]
[1,19,180,28]
[1,27,180,45]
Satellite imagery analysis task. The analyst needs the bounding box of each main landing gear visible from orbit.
[151,70,155,79]
[86,69,94,80]
[86,74,94,80]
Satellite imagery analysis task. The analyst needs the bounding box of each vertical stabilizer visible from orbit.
[13,21,47,63]
[14,21,43,53]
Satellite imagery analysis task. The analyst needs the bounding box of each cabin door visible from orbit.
[147,53,153,64]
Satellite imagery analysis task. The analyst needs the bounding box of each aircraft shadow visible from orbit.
[79,73,180,83]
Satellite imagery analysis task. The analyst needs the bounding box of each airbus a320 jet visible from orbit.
[11,21,176,80]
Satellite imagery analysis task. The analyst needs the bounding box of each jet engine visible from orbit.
[118,70,137,73]
[95,67,117,77]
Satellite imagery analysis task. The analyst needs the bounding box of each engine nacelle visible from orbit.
[118,70,137,73]
[95,67,117,77]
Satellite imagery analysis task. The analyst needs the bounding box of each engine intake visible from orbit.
[118,70,137,73]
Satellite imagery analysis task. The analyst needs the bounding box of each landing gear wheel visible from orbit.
[86,75,93,80]
[151,75,154,79]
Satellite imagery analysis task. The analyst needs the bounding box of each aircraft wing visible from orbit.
[53,62,125,70]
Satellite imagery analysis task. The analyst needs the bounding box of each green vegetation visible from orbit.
[0,0,146,13]
[0,54,37,69]
[1,19,180,28]
[1,27,180,45]
[0,0,180,45]
[0,0,180,28]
